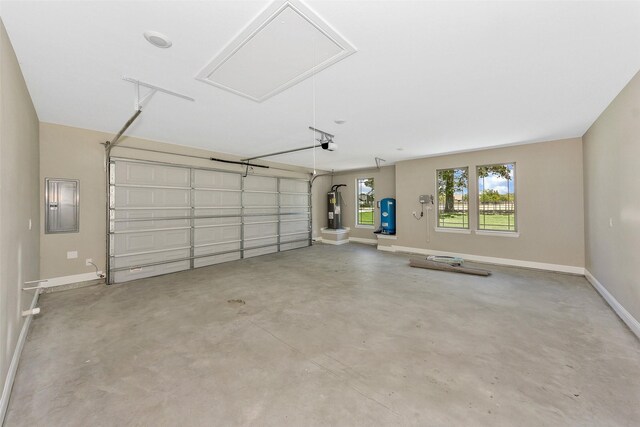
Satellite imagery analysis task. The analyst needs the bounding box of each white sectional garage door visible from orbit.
[108,159,310,283]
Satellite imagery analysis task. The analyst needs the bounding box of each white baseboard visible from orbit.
[318,239,349,246]
[386,245,585,275]
[316,237,376,246]
[320,227,350,235]
[376,245,395,252]
[41,271,103,288]
[585,269,640,339]
[1,289,39,423]
[376,234,397,240]
[349,237,377,245]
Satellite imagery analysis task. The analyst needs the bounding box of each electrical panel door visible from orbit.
[45,178,79,234]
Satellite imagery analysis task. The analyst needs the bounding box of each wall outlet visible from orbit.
[67,251,78,259]
[86,258,93,266]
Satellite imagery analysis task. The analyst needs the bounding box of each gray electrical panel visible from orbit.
[419,194,433,204]
[45,178,79,234]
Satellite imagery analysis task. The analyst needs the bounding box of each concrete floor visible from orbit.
[6,243,640,426]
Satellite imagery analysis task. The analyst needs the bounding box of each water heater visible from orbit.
[380,198,396,234]
[328,184,346,229]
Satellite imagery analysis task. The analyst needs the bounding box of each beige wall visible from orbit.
[329,166,396,240]
[583,70,640,322]
[39,123,109,279]
[40,122,323,279]
[394,138,585,268]
[0,18,40,405]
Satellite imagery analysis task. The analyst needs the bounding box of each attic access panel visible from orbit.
[196,0,356,102]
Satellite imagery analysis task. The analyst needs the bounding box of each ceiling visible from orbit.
[2,0,640,171]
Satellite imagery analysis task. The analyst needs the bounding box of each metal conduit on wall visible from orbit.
[107,158,311,283]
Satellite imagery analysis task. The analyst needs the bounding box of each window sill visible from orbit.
[355,225,375,229]
[435,227,471,234]
[475,230,519,238]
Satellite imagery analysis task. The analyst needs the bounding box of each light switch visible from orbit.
[67,251,78,259]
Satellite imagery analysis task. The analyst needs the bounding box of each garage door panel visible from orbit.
[280,219,309,234]
[194,216,241,227]
[243,192,277,207]
[193,170,241,190]
[281,215,309,224]
[113,260,190,283]
[244,236,278,249]
[194,190,241,207]
[280,232,309,243]
[110,161,311,283]
[244,215,278,224]
[280,241,309,251]
[194,252,241,268]
[280,206,309,215]
[114,162,191,187]
[194,208,241,226]
[194,225,241,245]
[112,209,191,231]
[244,207,278,215]
[194,241,241,256]
[112,229,191,255]
[280,193,308,207]
[113,218,190,232]
[279,179,308,193]
[113,208,191,220]
[114,187,190,208]
[244,246,277,258]
[243,176,277,192]
[111,248,190,269]
[244,223,277,239]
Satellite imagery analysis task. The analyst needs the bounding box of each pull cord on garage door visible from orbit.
[108,158,311,284]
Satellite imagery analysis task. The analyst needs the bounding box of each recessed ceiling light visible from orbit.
[334,119,346,125]
[144,31,172,48]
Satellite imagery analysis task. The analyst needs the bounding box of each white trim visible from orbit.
[387,245,584,275]
[377,245,395,253]
[376,234,397,240]
[1,289,39,423]
[41,272,103,288]
[319,239,348,245]
[320,227,350,235]
[354,225,375,229]
[349,237,377,245]
[584,269,640,339]
[435,227,471,234]
[475,230,520,238]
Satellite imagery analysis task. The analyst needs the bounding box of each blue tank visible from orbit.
[380,198,396,234]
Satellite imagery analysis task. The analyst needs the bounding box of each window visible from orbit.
[477,163,516,232]
[356,178,375,226]
[437,167,469,229]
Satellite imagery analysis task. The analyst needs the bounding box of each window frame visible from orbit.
[476,162,517,233]
[435,166,470,230]
[355,177,375,228]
